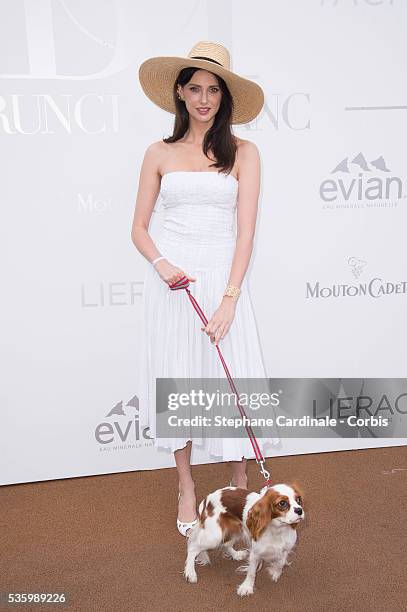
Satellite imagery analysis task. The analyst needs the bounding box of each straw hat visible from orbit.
[138,40,264,125]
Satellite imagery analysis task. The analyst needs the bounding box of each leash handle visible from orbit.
[169,275,272,485]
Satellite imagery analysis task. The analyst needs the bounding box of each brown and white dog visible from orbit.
[183,483,305,596]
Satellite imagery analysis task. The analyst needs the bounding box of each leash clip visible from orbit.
[257,459,271,485]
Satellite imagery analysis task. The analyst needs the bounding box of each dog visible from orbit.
[183,482,305,596]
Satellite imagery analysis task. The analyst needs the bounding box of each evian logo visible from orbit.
[95,394,153,451]
[320,152,405,210]
[306,258,407,299]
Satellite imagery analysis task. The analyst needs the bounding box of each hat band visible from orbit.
[190,55,223,67]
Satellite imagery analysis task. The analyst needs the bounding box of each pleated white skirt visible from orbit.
[137,234,280,462]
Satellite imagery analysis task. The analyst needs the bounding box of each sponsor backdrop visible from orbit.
[1,0,406,486]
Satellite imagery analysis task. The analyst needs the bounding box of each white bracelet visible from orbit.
[152,256,166,266]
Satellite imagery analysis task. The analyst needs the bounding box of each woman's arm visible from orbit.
[202,140,261,345]
[131,142,197,287]
[130,142,163,263]
[225,140,261,293]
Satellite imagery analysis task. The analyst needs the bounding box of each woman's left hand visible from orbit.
[201,297,236,345]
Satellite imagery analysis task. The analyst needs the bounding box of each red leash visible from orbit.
[169,275,272,486]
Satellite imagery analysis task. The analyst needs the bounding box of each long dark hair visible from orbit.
[163,67,237,176]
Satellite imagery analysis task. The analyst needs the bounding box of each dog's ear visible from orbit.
[289,481,305,508]
[246,491,275,541]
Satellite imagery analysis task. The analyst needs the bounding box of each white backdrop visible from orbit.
[1,0,406,486]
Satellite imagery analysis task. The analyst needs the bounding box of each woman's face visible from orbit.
[177,69,222,123]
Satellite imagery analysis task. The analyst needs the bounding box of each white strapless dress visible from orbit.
[138,171,280,462]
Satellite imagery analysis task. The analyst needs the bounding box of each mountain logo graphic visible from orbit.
[331,153,391,174]
[105,394,139,418]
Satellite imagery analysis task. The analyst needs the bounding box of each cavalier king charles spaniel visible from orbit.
[183,483,305,596]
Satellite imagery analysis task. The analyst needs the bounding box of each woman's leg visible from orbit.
[230,457,248,489]
[175,441,197,522]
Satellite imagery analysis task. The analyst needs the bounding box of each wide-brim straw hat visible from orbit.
[138,40,264,125]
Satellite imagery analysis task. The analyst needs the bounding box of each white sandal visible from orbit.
[177,492,198,537]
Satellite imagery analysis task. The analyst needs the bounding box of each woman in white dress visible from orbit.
[132,41,280,536]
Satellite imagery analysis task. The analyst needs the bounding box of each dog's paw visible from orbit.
[267,566,282,582]
[237,581,254,597]
[223,548,248,561]
[184,567,198,583]
[233,549,249,561]
[196,551,210,566]
[285,552,295,567]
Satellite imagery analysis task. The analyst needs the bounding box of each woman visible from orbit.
[132,41,280,536]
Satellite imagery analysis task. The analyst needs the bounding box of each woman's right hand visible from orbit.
[154,258,196,287]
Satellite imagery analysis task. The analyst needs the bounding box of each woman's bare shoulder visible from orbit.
[234,136,259,153]
[144,140,169,154]
[142,141,172,176]
[234,137,260,176]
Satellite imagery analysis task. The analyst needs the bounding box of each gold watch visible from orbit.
[223,284,241,302]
